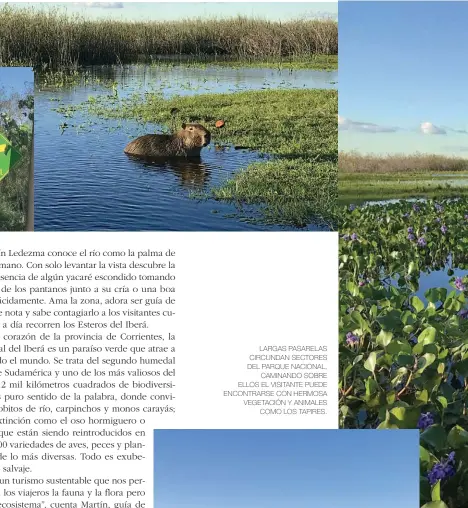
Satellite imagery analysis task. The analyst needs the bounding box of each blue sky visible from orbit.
[14,2,337,21]
[0,67,33,96]
[339,1,468,157]
[153,429,418,508]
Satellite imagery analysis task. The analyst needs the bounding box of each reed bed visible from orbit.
[339,151,468,174]
[0,5,337,70]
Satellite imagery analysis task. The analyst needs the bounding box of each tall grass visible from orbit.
[0,5,337,71]
[0,88,33,231]
[339,151,468,174]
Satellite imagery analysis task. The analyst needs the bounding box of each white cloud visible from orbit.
[338,116,399,133]
[420,122,446,135]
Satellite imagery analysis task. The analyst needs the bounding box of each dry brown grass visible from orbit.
[0,5,338,70]
[339,151,468,174]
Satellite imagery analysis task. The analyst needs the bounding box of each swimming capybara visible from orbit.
[124,123,211,158]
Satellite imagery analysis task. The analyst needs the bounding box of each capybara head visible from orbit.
[180,123,211,148]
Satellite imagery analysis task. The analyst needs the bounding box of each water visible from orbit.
[417,266,468,301]
[34,64,337,231]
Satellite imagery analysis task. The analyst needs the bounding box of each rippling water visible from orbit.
[34,64,337,231]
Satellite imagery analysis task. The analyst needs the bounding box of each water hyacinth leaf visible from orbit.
[447,425,468,449]
[396,353,414,367]
[455,358,468,377]
[416,353,436,374]
[376,309,402,330]
[420,425,447,452]
[408,260,418,274]
[415,389,429,405]
[418,327,437,345]
[376,330,393,347]
[388,406,420,429]
[364,352,378,373]
[420,502,448,508]
[343,364,353,378]
[365,377,378,396]
[436,396,448,409]
[420,445,431,466]
[411,295,425,313]
[376,420,399,429]
[425,288,447,304]
[352,354,363,366]
[420,477,431,504]
[387,340,411,355]
[431,481,441,502]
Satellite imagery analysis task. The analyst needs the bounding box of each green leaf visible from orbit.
[447,425,468,449]
[431,481,441,502]
[421,502,448,508]
[420,425,447,453]
[411,295,425,313]
[420,445,431,466]
[388,406,420,429]
[418,327,437,345]
[364,352,378,373]
[376,421,399,429]
[416,353,436,374]
[376,330,393,347]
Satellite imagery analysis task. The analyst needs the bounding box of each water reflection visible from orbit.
[126,154,211,190]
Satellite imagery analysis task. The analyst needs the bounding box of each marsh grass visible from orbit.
[339,152,468,174]
[0,5,337,71]
[77,88,337,227]
[339,152,468,203]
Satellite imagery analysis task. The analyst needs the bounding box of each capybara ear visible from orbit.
[181,123,187,129]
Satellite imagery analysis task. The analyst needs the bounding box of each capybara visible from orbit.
[124,123,211,158]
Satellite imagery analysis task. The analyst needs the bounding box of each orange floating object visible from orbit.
[215,120,225,128]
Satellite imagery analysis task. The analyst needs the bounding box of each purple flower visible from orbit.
[408,233,415,241]
[341,233,350,241]
[418,412,434,431]
[427,453,456,486]
[403,212,410,218]
[435,203,444,213]
[465,214,468,221]
[459,308,468,319]
[417,237,427,247]
[455,277,466,292]
[349,204,356,211]
[358,280,366,287]
[345,332,359,346]
[407,227,414,234]
[351,233,358,241]
[441,225,448,234]
[413,204,420,212]
[435,217,441,223]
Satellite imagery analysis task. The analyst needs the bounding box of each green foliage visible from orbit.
[0,94,33,230]
[339,199,468,508]
[55,87,337,228]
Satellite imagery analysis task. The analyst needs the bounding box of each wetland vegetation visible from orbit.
[339,152,468,204]
[339,199,468,507]
[24,5,337,231]
[0,89,33,231]
[68,87,337,228]
[0,5,337,71]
